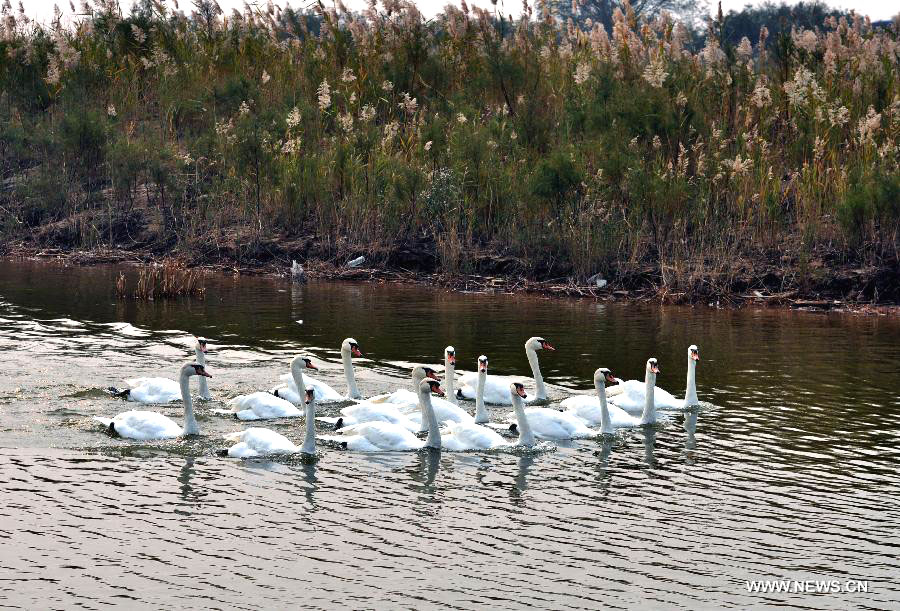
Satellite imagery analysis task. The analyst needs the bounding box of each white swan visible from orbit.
[224,389,319,457]
[319,380,446,451]
[508,382,536,447]
[229,355,317,420]
[438,359,511,451]
[458,337,555,404]
[367,365,441,405]
[608,346,700,410]
[272,338,362,402]
[560,368,641,432]
[444,346,459,405]
[112,338,211,403]
[505,382,597,440]
[94,363,210,439]
[368,365,470,425]
[195,338,211,400]
[472,355,490,423]
[319,399,420,432]
[606,358,661,424]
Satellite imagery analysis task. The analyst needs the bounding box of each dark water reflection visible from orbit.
[1,258,899,609]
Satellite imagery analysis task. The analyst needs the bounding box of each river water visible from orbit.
[0,259,898,609]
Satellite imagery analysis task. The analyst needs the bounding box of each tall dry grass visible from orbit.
[0,0,897,294]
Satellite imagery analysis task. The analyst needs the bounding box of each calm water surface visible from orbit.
[1,259,898,609]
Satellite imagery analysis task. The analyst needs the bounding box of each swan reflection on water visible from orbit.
[407,448,442,494]
[299,461,318,507]
[642,427,657,468]
[510,454,535,504]
[594,436,616,488]
[684,409,699,461]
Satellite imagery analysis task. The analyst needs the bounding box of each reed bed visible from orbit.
[116,261,206,300]
[0,0,898,300]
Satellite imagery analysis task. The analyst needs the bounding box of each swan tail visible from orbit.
[222,431,245,443]
[106,387,130,399]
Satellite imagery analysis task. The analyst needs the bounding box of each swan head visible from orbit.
[445,346,456,366]
[419,379,445,397]
[183,363,212,378]
[304,388,315,406]
[412,365,440,383]
[594,367,617,386]
[478,355,488,373]
[342,338,363,358]
[646,358,660,375]
[291,355,318,372]
[689,345,700,362]
[510,382,528,399]
[526,337,555,352]
[195,337,207,353]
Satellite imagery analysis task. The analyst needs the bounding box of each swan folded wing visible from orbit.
[125,377,182,403]
[346,421,423,451]
[521,407,595,439]
[225,427,298,456]
[278,373,344,402]
[443,421,507,450]
[317,434,381,452]
[104,410,183,440]
[339,403,418,431]
[228,392,302,420]
[607,381,682,412]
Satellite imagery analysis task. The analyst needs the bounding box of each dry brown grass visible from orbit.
[117,260,206,300]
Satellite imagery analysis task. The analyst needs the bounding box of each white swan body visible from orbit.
[367,365,440,406]
[319,421,424,452]
[95,363,210,440]
[272,338,362,402]
[608,346,700,411]
[319,380,446,451]
[231,355,316,420]
[458,337,554,404]
[229,392,302,421]
[224,427,299,458]
[121,338,210,404]
[560,368,640,431]
[367,365,470,426]
[513,407,596,439]
[225,389,319,457]
[318,401,419,432]
[440,420,508,451]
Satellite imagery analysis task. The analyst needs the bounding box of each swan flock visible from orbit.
[96,335,702,456]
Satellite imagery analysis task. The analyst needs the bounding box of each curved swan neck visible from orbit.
[301,400,316,454]
[474,370,488,423]
[180,371,200,435]
[419,388,441,449]
[526,347,547,400]
[445,356,458,405]
[595,379,612,434]
[342,349,361,400]
[195,347,210,399]
[641,369,656,425]
[685,357,699,406]
[291,361,306,397]
[511,393,535,447]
